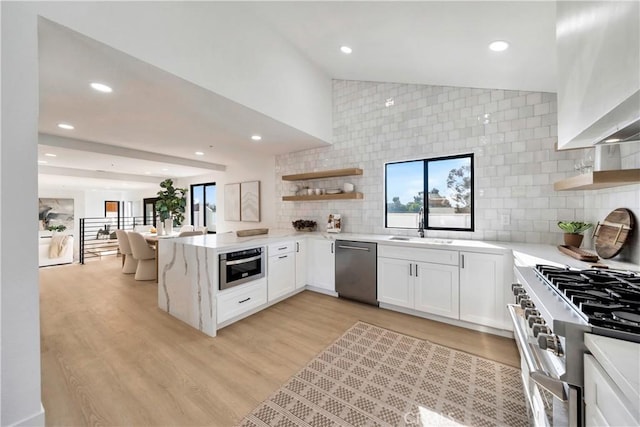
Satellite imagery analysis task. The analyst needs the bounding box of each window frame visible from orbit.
[190,182,217,234]
[384,153,474,232]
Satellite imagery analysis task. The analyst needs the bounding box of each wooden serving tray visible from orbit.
[236,228,269,237]
[557,245,599,262]
[594,208,634,259]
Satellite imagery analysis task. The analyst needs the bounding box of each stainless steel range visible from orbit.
[509,264,640,426]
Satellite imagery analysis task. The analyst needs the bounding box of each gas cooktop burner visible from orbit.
[535,265,640,335]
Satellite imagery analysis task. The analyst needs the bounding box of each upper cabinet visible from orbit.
[556,1,639,149]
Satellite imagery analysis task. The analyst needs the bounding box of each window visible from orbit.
[385,153,474,231]
[190,182,216,233]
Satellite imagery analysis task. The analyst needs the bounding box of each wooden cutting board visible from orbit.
[594,208,634,259]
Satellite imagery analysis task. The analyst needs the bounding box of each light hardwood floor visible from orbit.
[40,257,519,426]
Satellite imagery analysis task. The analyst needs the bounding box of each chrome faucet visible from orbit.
[417,206,425,238]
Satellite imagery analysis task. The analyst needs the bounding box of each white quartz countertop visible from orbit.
[174,229,639,272]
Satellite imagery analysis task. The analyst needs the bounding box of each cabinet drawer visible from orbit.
[379,245,458,266]
[217,279,267,324]
[268,241,294,256]
[584,355,638,426]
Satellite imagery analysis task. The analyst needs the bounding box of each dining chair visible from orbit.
[195,226,208,234]
[115,229,137,274]
[128,232,157,281]
[179,224,194,232]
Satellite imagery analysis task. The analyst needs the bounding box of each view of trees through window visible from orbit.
[385,154,474,231]
[191,182,217,233]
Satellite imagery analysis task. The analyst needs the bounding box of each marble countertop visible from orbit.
[173,229,639,272]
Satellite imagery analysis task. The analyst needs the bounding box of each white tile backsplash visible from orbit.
[275,80,639,263]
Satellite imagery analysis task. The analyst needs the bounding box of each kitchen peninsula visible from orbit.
[158,230,636,338]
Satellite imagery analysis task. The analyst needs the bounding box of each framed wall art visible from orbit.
[224,183,241,221]
[240,181,260,222]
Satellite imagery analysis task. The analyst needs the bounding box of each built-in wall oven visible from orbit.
[219,247,265,290]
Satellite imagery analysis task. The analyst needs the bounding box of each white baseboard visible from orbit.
[10,403,45,427]
[304,285,338,297]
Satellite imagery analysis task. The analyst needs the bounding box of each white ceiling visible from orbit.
[37,2,557,191]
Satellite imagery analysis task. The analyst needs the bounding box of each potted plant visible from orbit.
[557,221,593,247]
[155,179,188,233]
[46,224,67,234]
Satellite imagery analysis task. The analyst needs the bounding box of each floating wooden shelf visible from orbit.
[282,192,364,201]
[554,169,640,191]
[282,168,363,181]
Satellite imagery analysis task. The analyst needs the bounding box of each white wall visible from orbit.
[176,156,277,233]
[34,2,332,143]
[1,2,44,425]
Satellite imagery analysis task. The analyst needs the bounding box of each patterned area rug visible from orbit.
[240,322,529,427]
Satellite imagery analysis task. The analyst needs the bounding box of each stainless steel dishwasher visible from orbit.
[335,240,378,306]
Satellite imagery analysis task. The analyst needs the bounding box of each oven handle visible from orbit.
[224,254,262,266]
[507,304,568,401]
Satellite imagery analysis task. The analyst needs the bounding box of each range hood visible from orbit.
[594,117,640,145]
[568,90,640,147]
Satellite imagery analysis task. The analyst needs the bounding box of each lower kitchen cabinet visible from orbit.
[268,246,295,302]
[584,354,638,426]
[217,279,267,324]
[307,238,335,292]
[459,251,508,329]
[414,262,459,319]
[377,257,413,308]
[378,245,459,319]
[295,239,307,289]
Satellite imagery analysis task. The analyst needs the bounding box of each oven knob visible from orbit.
[516,294,530,304]
[524,308,540,319]
[512,286,525,296]
[520,299,535,309]
[538,333,564,357]
[528,316,544,328]
[532,324,550,338]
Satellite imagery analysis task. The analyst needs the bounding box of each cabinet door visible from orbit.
[268,253,295,301]
[414,262,459,319]
[377,257,412,309]
[295,239,307,289]
[307,239,335,291]
[459,252,506,329]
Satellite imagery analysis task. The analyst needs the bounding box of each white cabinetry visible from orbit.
[307,238,335,292]
[584,333,640,427]
[414,262,459,320]
[378,257,413,308]
[217,279,267,324]
[267,241,295,302]
[459,251,508,329]
[584,355,639,427]
[295,240,307,289]
[378,245,459,320]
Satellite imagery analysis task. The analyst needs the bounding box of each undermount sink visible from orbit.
[421,238,453,245]
[387,236,453,244]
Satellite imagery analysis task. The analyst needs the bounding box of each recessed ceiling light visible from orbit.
[605,138,621,143]
[44,153,57,157]
[37,160,47,164]
[489,40,509,52]
[340,46,353,54]
[195,151,204,156]
[251,135,262,141]
[90,82,113,93]
[57,123,74,130]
